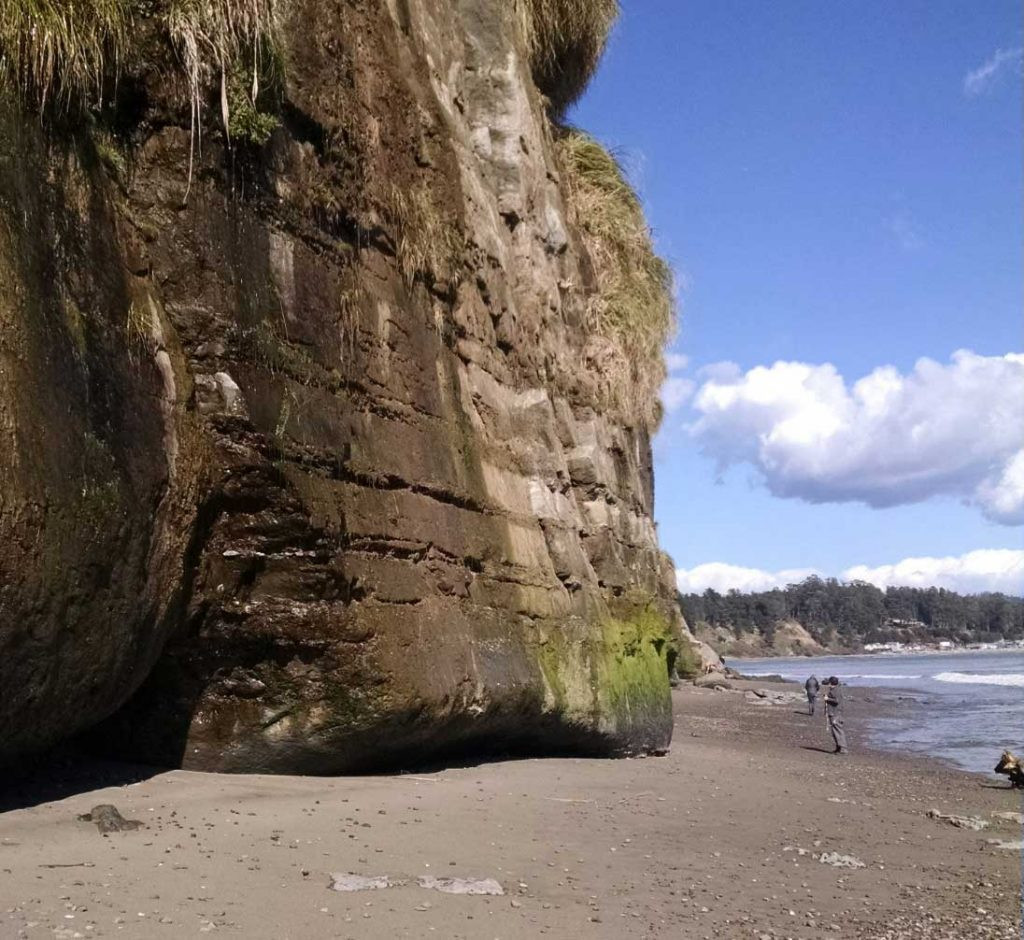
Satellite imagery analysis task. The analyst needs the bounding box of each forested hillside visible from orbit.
[680,576,1024,652]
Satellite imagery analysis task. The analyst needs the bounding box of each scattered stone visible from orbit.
[926,809,989,831]
[991,811,1023,824]
[77,806,143,834]
[818,852,865,869]
[986,839,1024,851]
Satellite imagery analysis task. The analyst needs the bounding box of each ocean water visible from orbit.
[733,649,1024,775]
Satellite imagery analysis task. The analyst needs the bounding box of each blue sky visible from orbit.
[570,0,1023,594]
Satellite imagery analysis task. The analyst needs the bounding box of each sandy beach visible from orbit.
[2,680,1020,939]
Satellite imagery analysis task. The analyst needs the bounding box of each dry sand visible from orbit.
[1,680,1020,939]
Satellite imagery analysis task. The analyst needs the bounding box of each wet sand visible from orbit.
[1,680,1020,939]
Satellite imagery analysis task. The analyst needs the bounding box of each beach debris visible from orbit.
[417,876,504,896]
[745,689,805,707]
[926,809,990,831]
[817,852,866,869]
[329,873,396,892]
[327,873,503,896]
[991,811,1023,824]
[77,805,143,834]
[993,750,1024,788]
[986,838,1024,851]
[694,675,732,690]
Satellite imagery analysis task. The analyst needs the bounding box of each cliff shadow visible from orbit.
[0,747,166,814]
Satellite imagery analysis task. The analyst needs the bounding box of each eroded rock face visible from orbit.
[0,108,203,760]
[0,0,681,772]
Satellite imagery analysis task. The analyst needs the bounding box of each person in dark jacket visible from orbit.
[824,676,847,754]
[804,675,820,715]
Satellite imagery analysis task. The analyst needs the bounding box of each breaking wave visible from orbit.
[839,674,922,680]
[933,672,1024,688]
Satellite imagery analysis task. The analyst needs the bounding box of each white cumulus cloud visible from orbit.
[661,351,695,413]
[676,550,1024,596]
[662,376,696,412]
[688,350,1024,524]
[844,549,1024,595]
[964,47,1023,96]
[676,562,820,594]
[975,450,1024,525]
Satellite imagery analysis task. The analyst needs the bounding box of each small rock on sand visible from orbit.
[986,838,1024,851]
[926,809,989,831]
[77,805,143,834]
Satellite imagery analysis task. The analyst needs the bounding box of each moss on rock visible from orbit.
[591,602,674,748]
[533,597,674,754]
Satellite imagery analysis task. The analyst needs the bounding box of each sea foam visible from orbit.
[933,672,1024,688]
[841,674,922,680]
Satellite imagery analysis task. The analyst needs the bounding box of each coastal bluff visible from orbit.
[0,0,687,772]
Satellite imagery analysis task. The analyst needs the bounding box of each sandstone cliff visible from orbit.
[0,0,682,772]
[696,620,825,659]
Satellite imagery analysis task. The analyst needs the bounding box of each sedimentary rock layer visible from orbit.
[0,0,681,772]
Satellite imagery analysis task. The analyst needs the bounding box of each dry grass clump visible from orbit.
[557,129,674,427]
[0,1,281,118]
[517,0,619,113]
[383,183,464,289]
[165,1,280,141]
[0,0,132,108]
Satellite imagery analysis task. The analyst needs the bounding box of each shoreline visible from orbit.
[735,645,1024,660]
[733,648,1024,778]
[1,681,1020,939]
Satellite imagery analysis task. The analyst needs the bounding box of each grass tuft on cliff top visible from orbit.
[165,0,281,112]
[0,0,281,120]
[557,128,675,427]
[0,0,131,107]
[518,0,619,113]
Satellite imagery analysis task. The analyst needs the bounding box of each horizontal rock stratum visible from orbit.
[0,0,685,773]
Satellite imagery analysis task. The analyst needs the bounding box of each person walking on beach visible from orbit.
[804,674,820,716]
[824,676,847,754]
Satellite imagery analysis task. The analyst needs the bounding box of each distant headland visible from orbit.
[679,575,1024,658]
